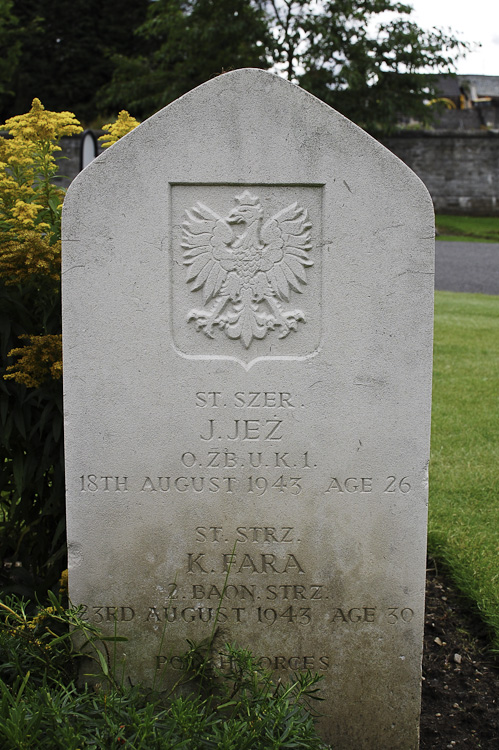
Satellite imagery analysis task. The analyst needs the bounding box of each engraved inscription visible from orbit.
[199,418,284,441]
[186,552,305,575]
[79,600,416,628]
[156,653,331,672]
[78,529,416,632]
[195,391,295,408]
[78,472,413,497]
[182,191,313,348]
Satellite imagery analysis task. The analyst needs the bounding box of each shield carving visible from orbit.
[171,184,322,369]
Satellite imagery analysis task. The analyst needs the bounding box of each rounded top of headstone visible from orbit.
[67,68,432,215]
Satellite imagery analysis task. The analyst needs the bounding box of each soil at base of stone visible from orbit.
[420,558,499,748]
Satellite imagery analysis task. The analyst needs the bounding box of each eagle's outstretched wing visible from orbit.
[182,203,237,303]
[259,202,313,302]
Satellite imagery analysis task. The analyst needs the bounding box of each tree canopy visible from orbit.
[98,0,272,119]
[0,0,150,123]
[1,0,470,136]
[262,1,470,132]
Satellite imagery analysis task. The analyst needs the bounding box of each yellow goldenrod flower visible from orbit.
[59,569,69,594]
[99,110,140,148]
[4,98,82,145]
[1,98,79,315]
[1,100,127,391]
[5,334,62,387]
[0,233,61,284]
[11,199,44,226]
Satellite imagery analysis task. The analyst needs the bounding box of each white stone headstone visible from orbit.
[62,69,434,748]
[79,130,98,170]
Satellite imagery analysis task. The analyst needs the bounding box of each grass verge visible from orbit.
[435,214,499,243]
[429,291,499,647]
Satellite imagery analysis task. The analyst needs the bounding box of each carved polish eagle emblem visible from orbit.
[182,191,313,348]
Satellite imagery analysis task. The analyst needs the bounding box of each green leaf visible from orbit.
[52,413,62,443]
[12,451,24,493]
[46,588,64,612]
[100,635,129,642]
[97,649,109,676]
[48,194,62,214]
[13,407,26,439]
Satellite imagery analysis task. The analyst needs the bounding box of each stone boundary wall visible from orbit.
[2,128,498,215]
[382,130,499,216]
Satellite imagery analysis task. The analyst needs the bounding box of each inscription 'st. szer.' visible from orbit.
[182,191,313,348]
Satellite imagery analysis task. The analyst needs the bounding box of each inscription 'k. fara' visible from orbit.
[182,191,313,348]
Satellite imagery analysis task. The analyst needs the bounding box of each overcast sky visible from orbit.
[408,0,499,75]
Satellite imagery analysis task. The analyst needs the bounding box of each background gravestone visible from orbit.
[62,69,434,748]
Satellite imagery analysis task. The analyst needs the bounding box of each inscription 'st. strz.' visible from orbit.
[182,191,313,348]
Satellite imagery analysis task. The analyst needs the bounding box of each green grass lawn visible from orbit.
[430,291,499,647]
[436,214,499,243]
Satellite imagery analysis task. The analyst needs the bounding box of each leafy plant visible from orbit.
[99,110,140,148]
[0,591,330,749]
[0,99,81,595]
[263,0,471,134]
[0,0,150,123]
[99,0,272,119]
[0,100,139,598]
[99,0,471,133]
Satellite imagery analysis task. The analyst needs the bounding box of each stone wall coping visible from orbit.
[385,128,499,139]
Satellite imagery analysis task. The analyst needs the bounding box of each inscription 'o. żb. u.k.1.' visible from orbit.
[182,192,313,348]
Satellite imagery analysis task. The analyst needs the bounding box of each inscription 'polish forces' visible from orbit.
[182,191,313,348]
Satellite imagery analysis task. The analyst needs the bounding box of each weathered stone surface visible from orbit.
[62,69,434,748]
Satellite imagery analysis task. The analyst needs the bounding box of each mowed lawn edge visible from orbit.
[429,291,499,648]
[435,214,499,243]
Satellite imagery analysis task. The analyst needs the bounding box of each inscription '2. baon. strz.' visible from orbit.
[182,191,313,348]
